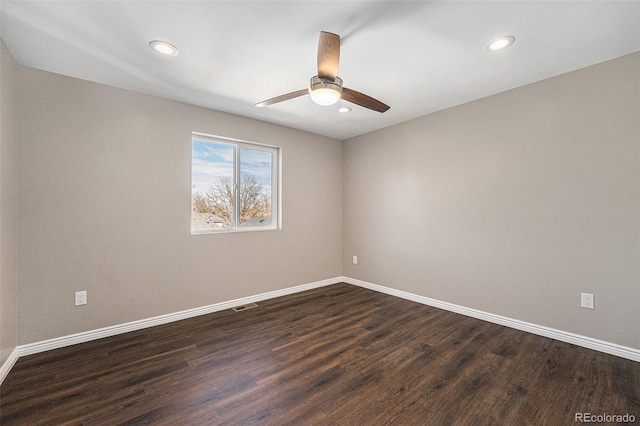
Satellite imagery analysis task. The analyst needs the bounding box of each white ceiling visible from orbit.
[1,1,639,140]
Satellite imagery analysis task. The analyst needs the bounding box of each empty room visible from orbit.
[0,1,639,424]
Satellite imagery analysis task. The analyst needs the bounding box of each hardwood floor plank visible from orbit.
[1,283,638,425]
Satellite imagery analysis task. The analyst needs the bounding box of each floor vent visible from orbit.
[232,303,258,312]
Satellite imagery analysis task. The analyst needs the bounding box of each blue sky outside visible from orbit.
[192,138,272,196]
[240,147,273,194]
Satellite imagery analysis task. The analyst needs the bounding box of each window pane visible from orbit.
[238,147,273,228]
[191,139,234,231]
[191,134,279,234]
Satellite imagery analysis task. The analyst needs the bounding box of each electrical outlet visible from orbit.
[580,293,594,310]
[353,255,358,265]
[75,291,87,306]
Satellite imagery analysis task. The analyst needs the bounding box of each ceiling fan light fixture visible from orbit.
[309,75,343,106]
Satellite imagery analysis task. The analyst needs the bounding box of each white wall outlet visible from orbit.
[75,290,87,306]
[580,292,594,310]
[353,255,358,265]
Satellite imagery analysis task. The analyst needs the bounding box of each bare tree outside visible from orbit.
[192,174,271,229]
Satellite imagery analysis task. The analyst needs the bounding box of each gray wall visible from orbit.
[9,51,640,352]
[0,39,18,363]
[343,53,640,349]
[17,67,343,344]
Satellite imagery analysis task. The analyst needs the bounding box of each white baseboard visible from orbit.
[2,275,637,386]
[341,276,640,362]
[18,277,342,358]
[0,347,20,385]
[0,277,342,385]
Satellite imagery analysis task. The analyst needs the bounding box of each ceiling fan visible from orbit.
[255,31,390,113]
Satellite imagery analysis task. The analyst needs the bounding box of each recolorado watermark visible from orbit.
[575,412,636,423]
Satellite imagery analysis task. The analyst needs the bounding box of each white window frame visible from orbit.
[191,132,281,234]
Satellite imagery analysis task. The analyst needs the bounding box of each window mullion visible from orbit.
[233,145,241,229]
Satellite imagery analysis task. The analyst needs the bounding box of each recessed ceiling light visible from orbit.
[485,35,515,52]
[338,107,352,113]
[149,40,179,57]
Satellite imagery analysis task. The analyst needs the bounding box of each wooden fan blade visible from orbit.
[255,89,308,107]
[317,31,340,81]
[342,88,390,113]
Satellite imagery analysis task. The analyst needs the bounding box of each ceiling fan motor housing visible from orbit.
[309,75,343,105]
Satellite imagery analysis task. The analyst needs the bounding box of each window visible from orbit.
[191,133,279,233]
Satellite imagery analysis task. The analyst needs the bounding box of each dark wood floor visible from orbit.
[1,283,638,425]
